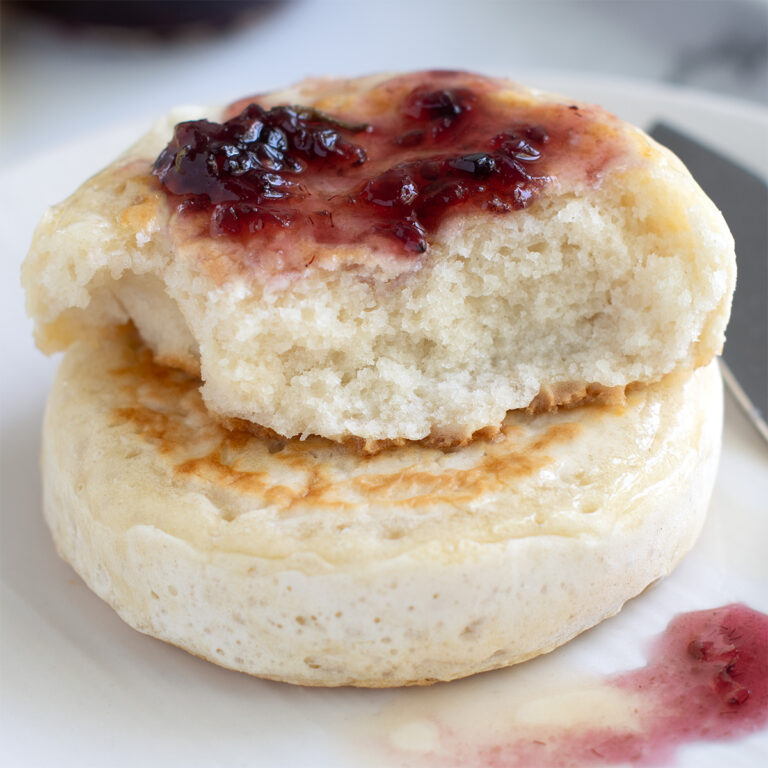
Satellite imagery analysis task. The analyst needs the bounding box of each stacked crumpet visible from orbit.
[24,71,735,686]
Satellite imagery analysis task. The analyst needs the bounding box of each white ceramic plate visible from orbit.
[1,74,766,768]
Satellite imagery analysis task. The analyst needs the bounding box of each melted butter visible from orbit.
[351,666,643,767]
[349,604,768,768]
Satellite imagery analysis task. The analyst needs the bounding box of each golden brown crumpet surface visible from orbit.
[42,330,722,685]
[110,335,583,524]
[24,71,735,443]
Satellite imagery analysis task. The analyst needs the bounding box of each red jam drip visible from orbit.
[436,604,768,768]
[607,603,768,761]
[152,72,600,256]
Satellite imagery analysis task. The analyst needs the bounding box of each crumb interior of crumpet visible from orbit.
[24,70,735,446]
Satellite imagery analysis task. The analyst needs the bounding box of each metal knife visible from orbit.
[649,122,768,445]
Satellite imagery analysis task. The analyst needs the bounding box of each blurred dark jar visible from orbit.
[10,1,277,32]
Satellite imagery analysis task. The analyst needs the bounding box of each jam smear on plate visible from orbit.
[492,604,767,766]
[382,604,768,767]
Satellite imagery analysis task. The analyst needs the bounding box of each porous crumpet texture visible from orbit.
[23,73,735,442]
[42,329,722,686]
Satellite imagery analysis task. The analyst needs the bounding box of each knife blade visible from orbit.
[649,122,768,445]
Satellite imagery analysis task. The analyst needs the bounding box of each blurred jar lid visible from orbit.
[9,1,277,32]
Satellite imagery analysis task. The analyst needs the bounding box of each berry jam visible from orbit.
[383,604,768,767]
[154,104,369,238]
[609,603,768,759]
[154,71,621,261]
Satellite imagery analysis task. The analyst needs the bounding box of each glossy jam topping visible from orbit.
[154,103,369,237]
[154,71,620,257]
